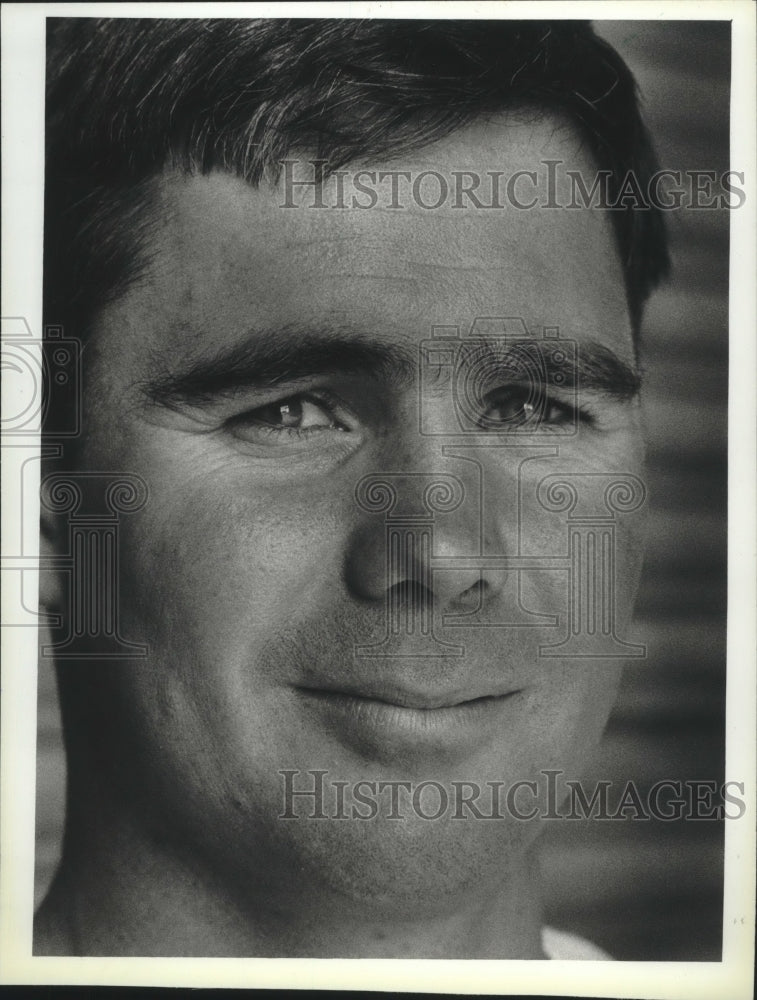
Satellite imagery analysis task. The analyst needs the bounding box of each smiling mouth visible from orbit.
[296,686,520,712]
[294,685,525,755]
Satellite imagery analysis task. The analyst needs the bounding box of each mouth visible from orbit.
[294,684,524,758]
[296,684,519,711]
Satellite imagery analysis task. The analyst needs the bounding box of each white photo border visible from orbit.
[1,2,754,996]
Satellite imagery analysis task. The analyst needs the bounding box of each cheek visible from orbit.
[115,480,348,651]
[90,478,348,839]
[615,507,648,621]
[519,661,623,782]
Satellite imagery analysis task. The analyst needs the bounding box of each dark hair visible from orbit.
[45,18,668,343]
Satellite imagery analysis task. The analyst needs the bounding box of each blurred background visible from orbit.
[538,21,730,960]
[35,19,730,960]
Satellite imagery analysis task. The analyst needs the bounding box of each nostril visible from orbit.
[447,576,488,613]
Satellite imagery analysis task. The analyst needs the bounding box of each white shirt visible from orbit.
[542,926,613,960]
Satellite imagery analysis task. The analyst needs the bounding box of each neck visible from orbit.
[35,782,545,958]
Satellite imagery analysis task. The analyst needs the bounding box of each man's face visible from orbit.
[67,115,645,922]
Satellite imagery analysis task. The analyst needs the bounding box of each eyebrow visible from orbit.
[142,325,417,408]
[141,323,640,409]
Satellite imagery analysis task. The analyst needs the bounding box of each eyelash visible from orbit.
[227,391,350,440]
[478,385,596,430]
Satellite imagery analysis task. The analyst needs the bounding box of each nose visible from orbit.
[344,467,507,613]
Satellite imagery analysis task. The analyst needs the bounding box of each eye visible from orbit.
[479,386,580,429]
[246,396,345,431]
[225,392,353,449]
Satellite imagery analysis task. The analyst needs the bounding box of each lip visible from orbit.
[298,683,516,711]
[295,684,524,760]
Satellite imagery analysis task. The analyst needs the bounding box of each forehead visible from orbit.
[100,114,633,367]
